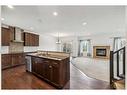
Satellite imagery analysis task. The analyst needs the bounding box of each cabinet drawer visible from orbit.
[51,61,59,67]
[32,57,44,63]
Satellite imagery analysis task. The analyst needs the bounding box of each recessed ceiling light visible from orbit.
[30,27,34,30]
[82,22,87,26]
[7,5,14,9]
[53,12,58,16]
[1,18,5,21]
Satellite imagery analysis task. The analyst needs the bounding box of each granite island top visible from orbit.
[26,52,70,61]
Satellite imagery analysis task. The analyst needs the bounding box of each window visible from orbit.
[62,41,72,53]
[113,37,126,61]
[79,39,91,56]
[114,37,126,51]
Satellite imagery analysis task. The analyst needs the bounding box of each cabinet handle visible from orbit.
[45,61,49,63]
[53,62,58,65]
[49,65,52,68]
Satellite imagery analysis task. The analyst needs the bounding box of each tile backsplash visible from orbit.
[9,42,24,53]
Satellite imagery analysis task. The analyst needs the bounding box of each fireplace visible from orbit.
[93,46,110,59]
[96,49,106,56]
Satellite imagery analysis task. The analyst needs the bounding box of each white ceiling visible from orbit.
[1,6,126,37]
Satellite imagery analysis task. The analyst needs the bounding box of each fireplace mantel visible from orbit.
[93,46,110,59]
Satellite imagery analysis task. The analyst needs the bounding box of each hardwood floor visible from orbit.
[2,63,110,89]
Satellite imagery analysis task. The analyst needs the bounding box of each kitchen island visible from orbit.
[26,51,70,89]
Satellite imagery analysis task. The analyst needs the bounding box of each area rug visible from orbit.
[71,57,110,82]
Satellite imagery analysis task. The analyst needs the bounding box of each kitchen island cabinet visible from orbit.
[27,52,70,88]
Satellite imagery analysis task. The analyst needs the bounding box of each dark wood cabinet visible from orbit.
[1,26,25,45]
[1,54,12,69]
[1,27,12,46]
[51,61,60,85]
[2,26,39,46]
[12,53,25,66]
[2,53,25,70]
[31,56,70,88]
[24,32,39,46]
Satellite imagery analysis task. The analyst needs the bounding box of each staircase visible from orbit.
[110,47,125,89]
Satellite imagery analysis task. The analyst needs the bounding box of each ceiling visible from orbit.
[1,6,126,37]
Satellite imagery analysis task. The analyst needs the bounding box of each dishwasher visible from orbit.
[25,56,32,72]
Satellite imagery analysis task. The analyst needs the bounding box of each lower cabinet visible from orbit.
[50,61,60,85]
[11,53,25,66]
[2,53,25,70]
[31,56,70,88]
[2,54,12,69]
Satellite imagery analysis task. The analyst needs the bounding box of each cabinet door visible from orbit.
[12,54,20,66]
[43,61,52,81]
[18,54,25,65]
[34,34,39,46]
[31,57,44,75]
[36,35,39,46]
[24,33,30,46]
[31,34,39,46]
[31,57,37,73]
[29,33,32,46]
[35,58,44,76]
[24,32,39,46]
[11,54,24,66]
[2,54,12,69]
[51,61,60,85]
[32,34,36,46]
[1,27,11,46]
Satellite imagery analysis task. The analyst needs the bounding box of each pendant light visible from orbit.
[56,32,61,44]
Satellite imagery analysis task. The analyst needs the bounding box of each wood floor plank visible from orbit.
[2,63,110,89]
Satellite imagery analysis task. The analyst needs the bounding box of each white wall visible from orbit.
[60,32,126,57]
[24,33,57,52]
[38,34,57,51]
[1,29,57,53]
[79,33,114,57]
[60,36,79,57]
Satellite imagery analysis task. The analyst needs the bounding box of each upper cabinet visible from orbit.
[1,24,39,46]
[24,32,39,46]
[1,26,14,46]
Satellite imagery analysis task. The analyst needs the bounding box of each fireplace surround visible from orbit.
[93,46,110,59]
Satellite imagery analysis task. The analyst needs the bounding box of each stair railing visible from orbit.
[110,46,125,88]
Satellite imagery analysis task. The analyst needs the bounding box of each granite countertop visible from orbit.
[27,53,69,61]
[2,51,37,55]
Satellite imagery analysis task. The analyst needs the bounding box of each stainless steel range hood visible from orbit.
[12,27,24,43]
